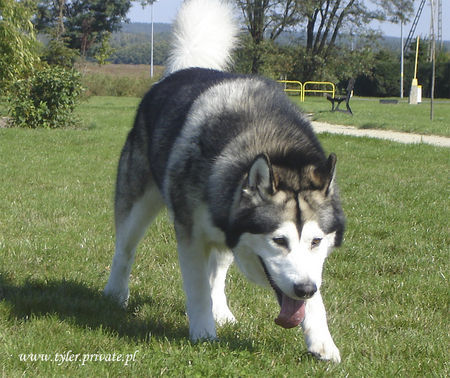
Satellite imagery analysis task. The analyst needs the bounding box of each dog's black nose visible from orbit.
[293,282,317,299]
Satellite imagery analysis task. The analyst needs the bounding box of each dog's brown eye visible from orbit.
[273,237,289,249]
[311,238,322,248]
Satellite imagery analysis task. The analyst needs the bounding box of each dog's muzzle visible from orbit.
[259,257,312,329]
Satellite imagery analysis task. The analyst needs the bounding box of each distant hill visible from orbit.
[120,22,172,35]
[110,23,171,65]
[118,22,450,50]
[111,22,449,65]
[274,29,449,52]
[380,35,450,51]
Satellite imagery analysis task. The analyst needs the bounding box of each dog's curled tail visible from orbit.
[165,0,239,75]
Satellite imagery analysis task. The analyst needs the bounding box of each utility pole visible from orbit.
[400,21,404,98]
[150,1,154,78]
[430,0,436,121]
[437,0,442,50]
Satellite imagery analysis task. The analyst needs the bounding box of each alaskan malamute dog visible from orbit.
[104,0,345,362]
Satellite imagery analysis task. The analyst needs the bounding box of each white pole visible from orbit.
[150,2,154,78]
[430,0,436,121]
[400,22,404,99]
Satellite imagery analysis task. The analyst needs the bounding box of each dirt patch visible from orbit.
[0,117,10,128]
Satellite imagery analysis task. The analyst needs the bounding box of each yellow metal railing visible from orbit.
[302,81,335,102]
[278,80,335,102]
[277,80,302,96]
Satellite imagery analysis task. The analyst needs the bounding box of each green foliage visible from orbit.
[235,0,413,77]
[233,37,296,79]
[94,32,115,66]
[233,34,375,85]
[355,50,399,97]
[355,48,450,98]
[7,66,84,128]
[434,54,450,99]
[0,0,40,94]
[34,0,131,57]
[40,36,79,68]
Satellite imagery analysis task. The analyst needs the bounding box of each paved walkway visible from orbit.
[311,121,450,148]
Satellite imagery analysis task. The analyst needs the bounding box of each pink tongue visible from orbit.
[274,294,305,328]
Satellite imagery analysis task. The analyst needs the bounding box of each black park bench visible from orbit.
[326,78,355,115]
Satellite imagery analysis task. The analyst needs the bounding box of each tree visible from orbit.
[66,0,130,56]
[139,0,157,6]
[0,0,40,93]
[296,0,414,80]
[235,0,415,79]
[35,0,131,57]
[354,49,398,96]
[236,0,301,73]
[94,32,115,65]
[354,47,450,98]
[34,0,78,67]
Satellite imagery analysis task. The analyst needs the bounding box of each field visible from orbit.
[78,63,165,78]
[0,96,449,376]
[77,63,165,97]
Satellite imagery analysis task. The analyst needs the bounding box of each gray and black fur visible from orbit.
[105,0,345,363]
[118,68,344,245]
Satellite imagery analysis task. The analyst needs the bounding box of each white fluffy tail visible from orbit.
[165,0,239,75]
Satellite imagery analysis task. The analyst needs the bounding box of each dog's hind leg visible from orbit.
[104,133,164,307]
[208,249,236,325]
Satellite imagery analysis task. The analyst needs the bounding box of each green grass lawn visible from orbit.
[292,96,450,137]
[0,96,448,376]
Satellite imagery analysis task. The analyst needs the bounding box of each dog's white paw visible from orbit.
[188,309,218,342]
[213,308,236,326]
[307,337,341,363]
[189,325,217,342]
[104,284,129,309]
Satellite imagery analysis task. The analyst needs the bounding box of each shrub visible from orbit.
[7,66,84,128]
[0,0,40,95]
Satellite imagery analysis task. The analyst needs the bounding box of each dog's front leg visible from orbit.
[177,234,216,341]
[208,249,236,325]
[301,290,341,363]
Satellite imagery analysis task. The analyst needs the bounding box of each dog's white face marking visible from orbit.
[233,220,336,299]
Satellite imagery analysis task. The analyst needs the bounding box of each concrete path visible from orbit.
[312,121,450,148]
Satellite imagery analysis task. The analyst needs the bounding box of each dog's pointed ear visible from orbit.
[245,153,275,196]
[304,153,337,196]
[324,153,337,195]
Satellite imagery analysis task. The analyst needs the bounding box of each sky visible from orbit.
[128,0,450,41]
